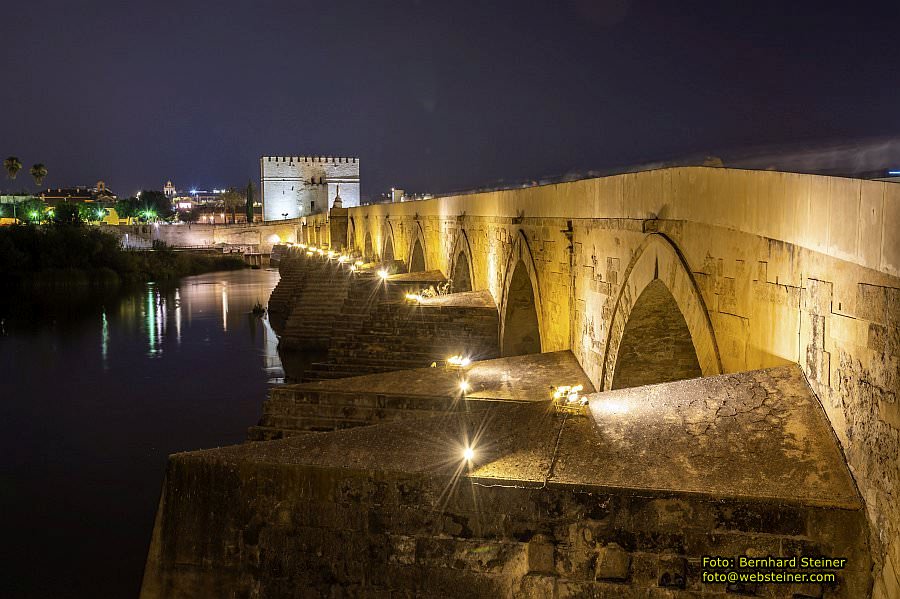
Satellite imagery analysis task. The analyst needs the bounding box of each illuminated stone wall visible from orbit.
[306,167,900,597]
[107,220,299,253]
[260,156,360,221]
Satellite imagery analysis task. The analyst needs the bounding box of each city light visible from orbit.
[378,269,389,280]
[338,255,348,263]
[459,380,470,393]
[354,260,364,267]
[405,293,423,303]
[462,447,474,461]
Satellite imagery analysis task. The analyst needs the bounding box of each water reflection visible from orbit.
[130,272,283,376]
[0,268,283,598]
[101,310,110,370]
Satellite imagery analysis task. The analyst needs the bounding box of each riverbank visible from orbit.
[0,223,247,289]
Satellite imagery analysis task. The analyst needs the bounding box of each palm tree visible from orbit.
[30,163,48,187]
[4,157,24,220]
[4,156,22,180]
[221,188,245,224]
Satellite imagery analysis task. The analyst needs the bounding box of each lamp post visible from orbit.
[282,212,288,221]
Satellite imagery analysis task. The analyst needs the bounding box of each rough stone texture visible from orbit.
[578,365,860,507]
[594,543,631,581]
[278,259,353,349]
[304,285,501,381]
[297,167,899,596]
[250,351,594,438]
[142,368,871,598]
[611,279,703,389]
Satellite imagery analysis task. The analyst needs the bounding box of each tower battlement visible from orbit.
[263,156,359,164]
[261,154,360,221]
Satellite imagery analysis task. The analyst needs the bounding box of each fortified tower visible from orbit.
[260,155,360,221]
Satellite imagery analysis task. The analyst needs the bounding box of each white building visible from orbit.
[260,155,360,221]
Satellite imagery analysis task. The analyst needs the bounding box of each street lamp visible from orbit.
[282,212,288,220]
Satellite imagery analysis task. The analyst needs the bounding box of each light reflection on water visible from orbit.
[0,267,285,597]
[132,272,284,381]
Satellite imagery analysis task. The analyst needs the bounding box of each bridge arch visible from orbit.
[499,231,544,356]
[449,230,474,293]
[364,230,374,261]
[408,222,427,272]
[382,222,395,262]
[601,233,722,391]
[347,217,356,255]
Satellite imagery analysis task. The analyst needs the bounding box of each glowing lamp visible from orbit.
[377,269,389,280]
[462,447,474,461]
[350,265,357,272]
[354,260,364,267]
[551,384,587,414]
[459,380,471,393]
[447,355,471,368]
[338,255,348,263]
[405,293,423,303]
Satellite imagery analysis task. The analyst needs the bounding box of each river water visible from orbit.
[0,269,295,597]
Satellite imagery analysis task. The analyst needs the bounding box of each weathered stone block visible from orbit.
[594,542,631,581]
[526,534,556,575]
[657,554,686,589]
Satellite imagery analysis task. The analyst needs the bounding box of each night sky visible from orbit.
[2,0,898,199]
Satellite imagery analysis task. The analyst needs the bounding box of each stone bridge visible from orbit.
[306,166,900,595]
[143,166,900,598]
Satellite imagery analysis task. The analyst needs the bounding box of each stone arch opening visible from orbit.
[450,230,475,293]
[601,233,722,391]
[364,232,373,260]
[409,238,426,272]
[501,259,541,357]
[451,250,472,292]
[611,279,702,389]
[383,234,394,262]
[348,218,356,254]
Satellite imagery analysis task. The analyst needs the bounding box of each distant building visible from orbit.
[164,181,177,198]
[260,155,360,221]
[39,181,116,207]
